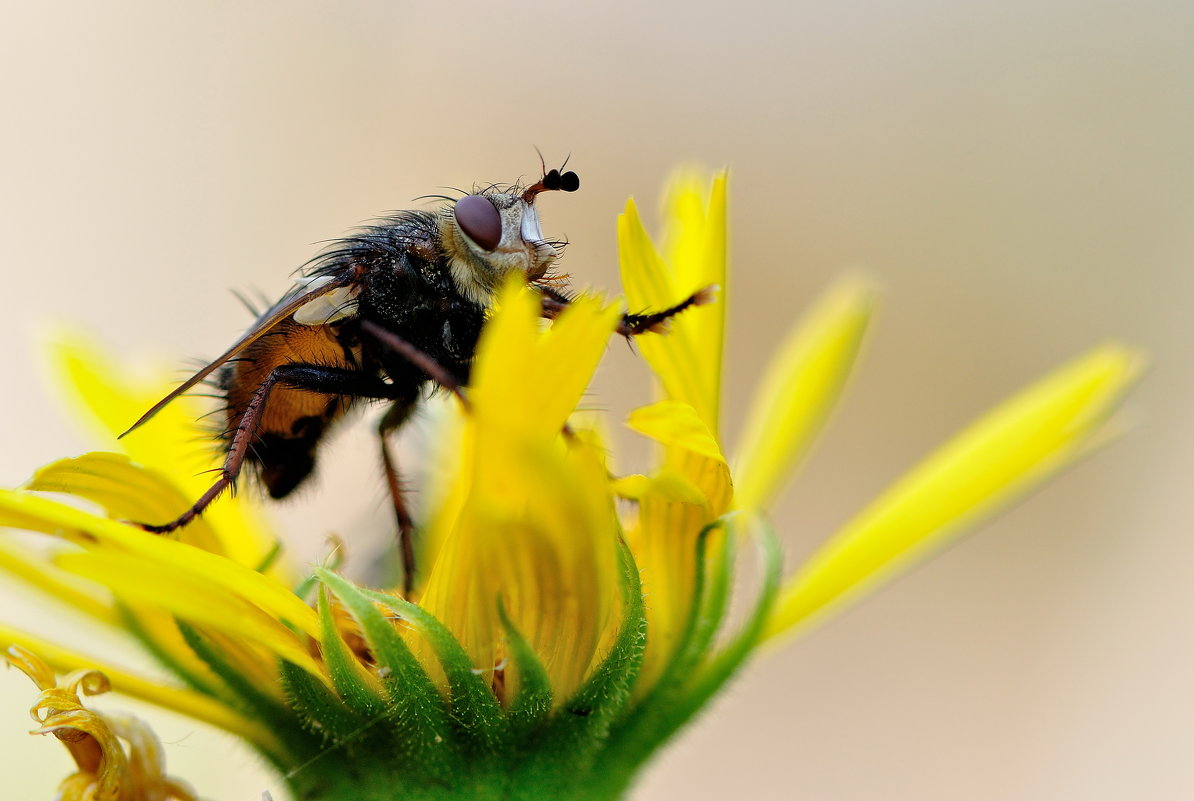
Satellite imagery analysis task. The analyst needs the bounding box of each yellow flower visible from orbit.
[0,170,1140,801]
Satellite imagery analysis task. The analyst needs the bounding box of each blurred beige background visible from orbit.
[2,1,1192,799]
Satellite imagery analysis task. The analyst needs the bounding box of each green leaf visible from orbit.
[317,569,454,764]
[361,587,506,751]
[598,518,735,751]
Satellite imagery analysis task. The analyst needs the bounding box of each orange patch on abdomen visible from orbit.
[224,321,355,437]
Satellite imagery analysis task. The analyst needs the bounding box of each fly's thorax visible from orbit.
[440,192,559,305]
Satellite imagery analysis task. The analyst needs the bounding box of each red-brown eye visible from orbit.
[454,196,502,251]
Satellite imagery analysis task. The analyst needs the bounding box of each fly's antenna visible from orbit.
[521,152,580,204]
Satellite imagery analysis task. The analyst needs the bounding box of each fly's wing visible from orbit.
[120,268,364,437]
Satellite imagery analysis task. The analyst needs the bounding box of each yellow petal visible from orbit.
[52,549,321,679]
[733,276,876,511]
[627,400,727,465]
[612,470,707,506]
[471,280,622,441]
[0,490,319,638]
[623,400,734,689]
[765,344,1143,639]
[618,177,727,432]
[0,539,116,625]
[10,645,202,801]
[661,170,729,430]
[417,288,623,700]
[30,453,228,556]
[43,331,273,568]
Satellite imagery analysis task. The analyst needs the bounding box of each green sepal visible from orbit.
[360,586,506,751]
[498,601,553,732]
[596,515,783,790]
[546,540,646,743]
[253,539,284,574]
[600,518,735,745]
[317,588,389,720]
[642,519,736,704]
[171,619,304,766]
[316,569,455,765]
[671,516,782,716]
[278,659,370,748]
[117,605,222,699]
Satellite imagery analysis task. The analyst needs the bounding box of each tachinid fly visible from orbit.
[123,162,712,591]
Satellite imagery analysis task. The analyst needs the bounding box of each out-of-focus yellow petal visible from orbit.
[662,171,728,429]
[0,539,116,625]
[618,169,728,434]
[0,628,273,748]
[765,344,1143,639]
[0,490,319,639]
[733,277,876,511]
[43,332,272,568]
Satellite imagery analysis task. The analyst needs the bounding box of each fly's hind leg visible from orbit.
[377,401,418,596]
[138,364,400,535]
[359,321,469,596]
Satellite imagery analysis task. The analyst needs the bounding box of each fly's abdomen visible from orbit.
[221,320,356,498]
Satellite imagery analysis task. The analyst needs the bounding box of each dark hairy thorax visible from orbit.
[217,211,487,498]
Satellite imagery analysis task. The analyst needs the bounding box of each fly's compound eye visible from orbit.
[454,195,503,251]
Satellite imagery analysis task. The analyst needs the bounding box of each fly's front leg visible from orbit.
[359,320,467,405]
[137,364,399,534]
[538,285,717,337]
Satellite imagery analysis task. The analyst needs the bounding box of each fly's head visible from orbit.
[440,166,580,304]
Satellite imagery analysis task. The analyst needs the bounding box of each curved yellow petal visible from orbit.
[627,400,727,465]
[662,170,729,430]
[612,469,706,506]
[623,399,734,689]
[765,344,1143,639]
[733,276,876,511]
[0,626,275,749]
[30,453,228,556]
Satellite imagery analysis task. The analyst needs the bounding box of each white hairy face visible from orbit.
[441,192,560,304]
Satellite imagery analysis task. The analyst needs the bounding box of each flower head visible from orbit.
[0,170,1140,800]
